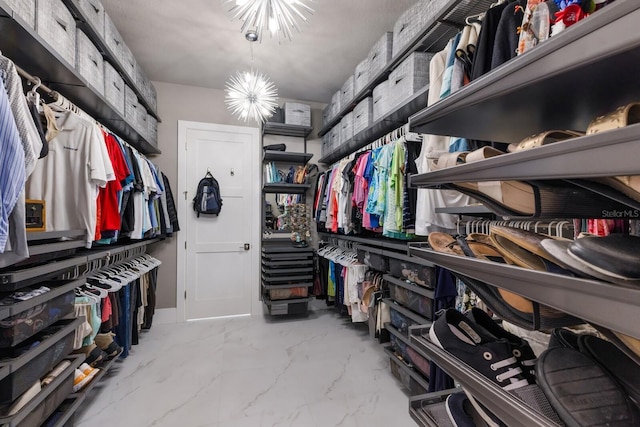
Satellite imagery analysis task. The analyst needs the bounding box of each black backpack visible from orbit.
[192,171,223,217]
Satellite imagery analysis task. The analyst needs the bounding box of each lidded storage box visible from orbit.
[72,0,105,36]
[368,32,393,79]
[387,52,432,109]
[392,1,426,57]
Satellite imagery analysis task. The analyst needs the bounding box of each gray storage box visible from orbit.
[340,112,354,144]
[147,81,157,113]
[393,1,427,57]
[331,90,342,119]
[5,0,35,28]
[372,80,389,121]
[329,125,341,152]
[284,102,311,127]
[387,52,432,110]
[76,30,104,95]
[353,97,373,135]
[72,0,105,36]
[104,13,123,65]
[354,58,370,95]
[120,43,137,83]
[36,0,76,66]
[321,134,330,157]
[368,32,393,79]
[136,101,148,137]
[340,75,355,109]
[124,84,138,124]
[322,104,332,127]
[136,66,151,106]
[104,61,125,114]
[147,114,158,146]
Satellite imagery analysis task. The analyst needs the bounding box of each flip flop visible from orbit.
[507,130,583,153]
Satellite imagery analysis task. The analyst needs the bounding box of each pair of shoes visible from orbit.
[74,343,108,367]
[72,363,100,392]
[94,333,122,359]
[429,308,563,426]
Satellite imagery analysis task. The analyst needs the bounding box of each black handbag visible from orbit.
[263,143,286,151]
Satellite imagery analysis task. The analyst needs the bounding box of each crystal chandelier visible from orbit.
[225,69,278,123]
[224,0,314,41]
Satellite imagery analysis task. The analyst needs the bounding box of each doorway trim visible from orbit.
[176,120,261,322]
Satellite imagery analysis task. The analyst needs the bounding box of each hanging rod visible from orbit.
[15,65,57,98]
[355,123,422,155]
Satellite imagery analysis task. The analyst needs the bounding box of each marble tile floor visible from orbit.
[75,304,415,427]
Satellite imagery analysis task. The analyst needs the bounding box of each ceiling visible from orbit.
[101,0,417,104]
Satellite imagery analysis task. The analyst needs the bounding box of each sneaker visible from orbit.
[429,309,530,392]
[446,392,481,427]
[466,308,537,382]
[72,363,100,392]
[94,332,122,358]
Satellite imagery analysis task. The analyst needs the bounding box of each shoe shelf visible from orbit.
[317,0,496,137]
[409,124,640,188]
[47,347,124,427]
[409,328,561,427]
[0,354,84,427]
[318,232,430,257]
[385,346,430,396]
[408,246,640,340]
[0,2,161,155]
[409,389,460,427]
[263,150,313,164]
[408,0,640,143]
[262,183,311,194]
[60,0,160,119]
[262,123,313,139]
[318,87,429,165]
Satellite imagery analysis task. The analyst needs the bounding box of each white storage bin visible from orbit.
[36,0,76,66]
[284,102,311,127]
[104,13,123,65]
[124,84,138,124]
[387,52,432,110]
[5,0,35,28]
[136,101,148,137]
[76,30,104,95]
[147,114,158,146]
[72,0,105,36]
[329,125,341,152]
[340,75,355,109]
[120,43,137,82]
[354,59,369,95]
[353,97,373,135]
[331,90,342,119]
[368,32,393,79]
[372,80,389,121]
[393,0,437,57]
[104,62,125,115]
[340,113,354,144]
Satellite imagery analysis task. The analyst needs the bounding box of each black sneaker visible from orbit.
[429,309,530,392]
[466,307,537,382]
[446,392,480,427]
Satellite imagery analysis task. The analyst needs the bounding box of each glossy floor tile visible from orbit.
[75,304,415,427]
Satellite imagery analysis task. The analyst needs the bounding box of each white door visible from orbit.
[177,121,260,320]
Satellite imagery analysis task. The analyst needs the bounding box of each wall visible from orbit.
[150,81,325,311]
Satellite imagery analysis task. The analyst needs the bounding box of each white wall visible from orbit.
[150,81,325,310]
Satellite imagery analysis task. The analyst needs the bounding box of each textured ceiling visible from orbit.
[101,0,417,103]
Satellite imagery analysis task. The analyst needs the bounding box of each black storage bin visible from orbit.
[387,299,430,336]
[390,335,430,379]
[388,258,435,289]
[387,348,428,396]
[357,249,388,272]
[0,291,75,348]
[386,275,434,320]
[0,319,79,404]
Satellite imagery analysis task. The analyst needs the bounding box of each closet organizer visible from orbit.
[0,0,177,425]
[313,0,640,425]
[403,0,640,425]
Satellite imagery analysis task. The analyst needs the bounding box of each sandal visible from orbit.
[507,130,583,153]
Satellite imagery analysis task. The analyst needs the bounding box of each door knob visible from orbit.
[244,243,250,251]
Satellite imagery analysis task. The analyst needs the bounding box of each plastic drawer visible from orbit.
[266,286,309,300]
[0,290,75,349]
[388,258,435,289]
[0,355,82,427]
[0,318,81,404]
[385,299,431,337]
[385,275,434,320]
[36,0,76,66]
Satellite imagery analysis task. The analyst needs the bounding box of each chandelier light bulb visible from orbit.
[224,0,314,41]
[225,70,279,123]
